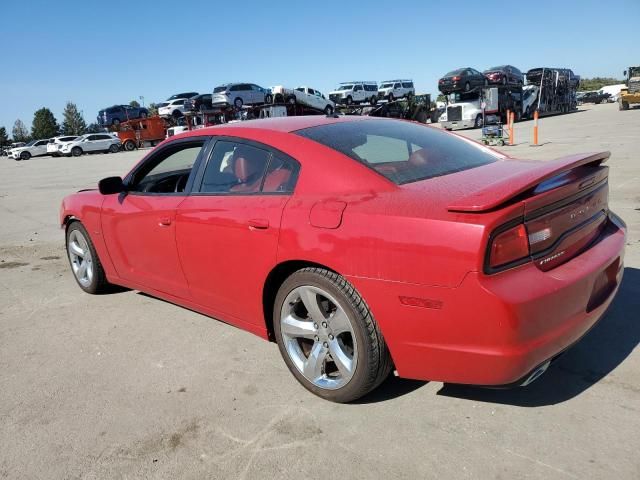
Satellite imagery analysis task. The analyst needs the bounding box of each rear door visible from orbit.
[175,137,299,327]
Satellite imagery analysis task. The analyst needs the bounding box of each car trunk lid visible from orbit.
[448,152,611,271]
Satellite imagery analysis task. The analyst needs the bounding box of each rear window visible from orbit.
[213,86,228,93]
[294,119,498,185]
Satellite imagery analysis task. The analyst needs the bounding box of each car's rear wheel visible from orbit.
[324,105,333,115]
[287,95,296,105]
[20,151,31,160]
[71,147,82,157]
[124,140,136,151]
[265,93,273,104]
[109,144,119,153]
[234,97,243,109]
[274,267,392,403]
[66,222,110,294]
[465,82,471,92]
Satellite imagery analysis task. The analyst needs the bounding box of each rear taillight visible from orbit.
[488,224,530,270]
[452,76,460,81]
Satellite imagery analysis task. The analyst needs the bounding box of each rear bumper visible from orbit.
[348,214,626,385]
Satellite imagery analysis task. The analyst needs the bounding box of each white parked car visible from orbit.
[59,133,121,157]
[270,86,335,113]
[377,80,415,101]
[328,81,378,105]
[11,139,50,160]
[47,135,79,157]
[158,99,190,118]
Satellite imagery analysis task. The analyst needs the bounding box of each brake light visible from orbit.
[489,224,530,269]
[452,76,460,81]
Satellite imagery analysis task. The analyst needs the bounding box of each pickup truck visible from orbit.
[271,86,335,114]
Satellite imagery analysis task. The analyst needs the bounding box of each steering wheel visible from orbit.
[175,174,188,193]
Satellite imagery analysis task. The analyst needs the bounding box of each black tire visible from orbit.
[20,151,31,160]
[287,95,296,105]
[324,105,333,115]
[71,146,82,157]
[474,114,483,128]
[108,144,119,153]
[465,82,471,92]
[234,97,243,109]
[346,95,353,105]
[273,267,392,403]
[619,100,629,111]
[65,221,111,294]
[172,110,182,119]
[124,140,136,151]
[265,94,273,104]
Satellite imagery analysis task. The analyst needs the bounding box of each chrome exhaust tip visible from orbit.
[520,360,551,387]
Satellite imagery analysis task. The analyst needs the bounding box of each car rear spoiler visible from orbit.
[447,152,610,213]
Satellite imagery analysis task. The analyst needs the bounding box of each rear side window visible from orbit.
[295,119,498,185]
[402,82,413,88]
[364,84,377,91]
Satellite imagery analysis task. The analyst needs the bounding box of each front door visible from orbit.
[101,138,207,297]
[175,138,299,327]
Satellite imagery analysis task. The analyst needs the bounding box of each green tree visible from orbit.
[147,103,159,116]
[61,101,87,135]
[31,107,59,139]
[0,127,9,147]
[85,123,103,134]
[129,100,140,108]
[578,77,624,92]
[12,119,30,142]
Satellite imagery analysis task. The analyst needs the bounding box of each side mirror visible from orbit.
[623,70,627,76]
[98,176,124,195]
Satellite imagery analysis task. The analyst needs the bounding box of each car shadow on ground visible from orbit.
[359,266,639,405]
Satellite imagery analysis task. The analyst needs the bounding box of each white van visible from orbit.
[378,80,415,101]
[329,81,378,105]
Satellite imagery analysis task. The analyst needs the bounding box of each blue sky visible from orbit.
[2,0,637,134]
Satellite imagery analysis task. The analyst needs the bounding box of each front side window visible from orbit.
[295,120,499,185]
[128,141,204,193]
[354,85,363,91]
[200,140,298,194]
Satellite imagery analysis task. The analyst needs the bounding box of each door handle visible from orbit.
[159,217,172,226]
[248,218,269,230]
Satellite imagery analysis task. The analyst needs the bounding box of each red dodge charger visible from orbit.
[60,116,626,402]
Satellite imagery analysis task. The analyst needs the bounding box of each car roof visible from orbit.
[177,115,373,137]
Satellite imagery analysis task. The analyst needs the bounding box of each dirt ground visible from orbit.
[1,102,638,479]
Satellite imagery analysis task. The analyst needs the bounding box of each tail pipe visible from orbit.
[520,360,551,387]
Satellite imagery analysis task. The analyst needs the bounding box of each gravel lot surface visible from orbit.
[1,102,638,479]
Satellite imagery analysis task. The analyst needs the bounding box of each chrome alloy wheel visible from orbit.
[67,229,94,288]
[280,286,357,390]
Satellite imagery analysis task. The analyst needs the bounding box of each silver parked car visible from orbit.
[211,83,273,108]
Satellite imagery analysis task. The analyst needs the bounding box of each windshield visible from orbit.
[337,85,354,91]
[487,66,504,71]
[213,86,228,93]
[25,140,37,146]
[380,83,393,88]
[629,67,640,77]
[295,119,498,185]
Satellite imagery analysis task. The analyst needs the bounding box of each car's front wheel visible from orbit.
[108,144,120,153]
[274,267,392,403]
[20,151,31,160]
[324,105,333,115]
[66,222,111,294]
[71,147,82,157]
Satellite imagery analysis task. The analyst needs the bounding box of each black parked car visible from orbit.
[483,65,524,85]
[184,94,213,112]
[97,105,149,126]
[578,91,609,105]
[438,68,487,94]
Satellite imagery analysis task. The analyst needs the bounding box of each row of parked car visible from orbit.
[95,79,419,126]
[4,134,122,160]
